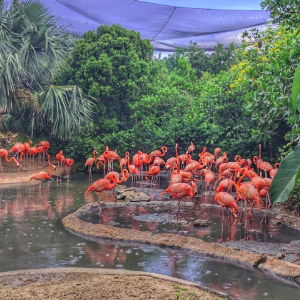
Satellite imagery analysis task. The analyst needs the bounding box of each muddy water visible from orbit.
[83,204,300,243]
[0,173,299,300]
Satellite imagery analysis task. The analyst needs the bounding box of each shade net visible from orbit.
[39,0,271,50]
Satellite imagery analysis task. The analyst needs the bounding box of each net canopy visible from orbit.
[24,0,272,51]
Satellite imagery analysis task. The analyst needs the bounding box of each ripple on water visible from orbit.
[0,173,299,300]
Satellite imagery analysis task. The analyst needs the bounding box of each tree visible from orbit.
[261,0,300,28]
[164,42,236,78]
[0,0,94,138]
[55,24,154,133]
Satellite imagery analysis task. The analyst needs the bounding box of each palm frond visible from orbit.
[39,85,95,139]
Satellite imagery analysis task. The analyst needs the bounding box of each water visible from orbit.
[0,172,299,300]
[82,204,300,243]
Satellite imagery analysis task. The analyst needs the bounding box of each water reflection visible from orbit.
[83,203,300,244]
[0,173,299,300]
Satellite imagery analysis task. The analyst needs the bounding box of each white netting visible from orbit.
[32,0,271,50]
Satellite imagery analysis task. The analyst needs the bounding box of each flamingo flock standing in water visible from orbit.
[1,138,281,240]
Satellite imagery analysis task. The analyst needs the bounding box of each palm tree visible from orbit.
[0,0,94,138]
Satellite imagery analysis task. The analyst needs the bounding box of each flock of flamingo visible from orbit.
[83,143,279,225]
[1,139,280,227]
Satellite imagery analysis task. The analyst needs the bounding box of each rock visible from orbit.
[125,191,150,202]
[170,218,189,225]
[248,229,262,233]
[107,221,120,227]
[150,206,162,212]
[193,219,208,227]
[233,247,240,251]
[276,252,285,259]
[271,219,282,226]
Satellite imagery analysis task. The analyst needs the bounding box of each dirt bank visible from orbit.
[0,156,65,185]
[0,268,230,300]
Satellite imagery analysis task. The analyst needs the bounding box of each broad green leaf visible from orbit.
[271,144,300,204]
[291,62,300,114]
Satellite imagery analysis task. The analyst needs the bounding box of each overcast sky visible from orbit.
[138,0,263,10]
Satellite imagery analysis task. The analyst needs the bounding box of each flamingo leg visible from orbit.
[98,193,102,220]
[218,207,224,242]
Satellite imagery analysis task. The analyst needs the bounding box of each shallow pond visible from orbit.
[0,172,299,300]
[82,203,300,243]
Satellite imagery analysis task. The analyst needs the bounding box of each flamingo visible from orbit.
[152,157,165,167]
[235,155,248,167]
[215,152,228,171]
[96,154,107,174]
[214,178,234,194]
[149,146,167,157]
[199,147,215,159]
[85,150,97,181]
[126,153,139,185]
[235,168,262,219]
[253,144,273,177]
[103,146,121,172]
[8,142,25,162]
[202,170,216,192]
[270,163,280,179]
[160,182,195,216]
[214,147,221,159]
[55,150,65,169]
[27,146,38,169]
[214,190,239,242]
[165,156,177,169]
[23,139,32,165]
[188,142,195,155]
[119,152,129,170]
[35,140,50,162]
[179,151,191,169]
[215,192,239,221]
[64,158,74,181]
[30,164,56,189]
[145,165,160,185]
[104,169,129,195]
[104,169,129,184]
[0,149,19,173]
[84,177,117,215]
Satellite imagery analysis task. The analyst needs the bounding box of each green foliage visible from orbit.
[291,63,300,115]
[55,24,154,133]
[261,0,300,28]
[0,0,93,138]
[231,26,300,143]
[271,144,300,204]
[164,42,236,77]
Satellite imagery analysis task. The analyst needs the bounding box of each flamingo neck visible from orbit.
[236,169,247,189]
[176,157,180,174]
[47,166,53,178]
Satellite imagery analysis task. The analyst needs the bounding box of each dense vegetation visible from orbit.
[0,0,93,139]
[2,0,300,186]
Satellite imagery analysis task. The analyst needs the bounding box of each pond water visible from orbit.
[82,203,300,244]
[0,172,299,300]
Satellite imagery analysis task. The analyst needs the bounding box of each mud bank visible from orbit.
[0,268,229,300]
[0,157,65,185]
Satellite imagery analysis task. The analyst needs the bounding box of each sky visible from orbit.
[138,0,264,10]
